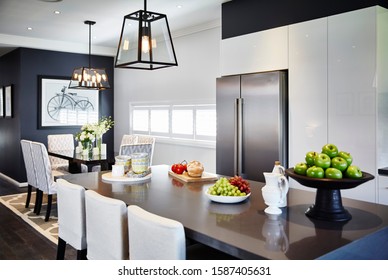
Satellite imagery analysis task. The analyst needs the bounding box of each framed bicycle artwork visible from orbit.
[38,75,99,128]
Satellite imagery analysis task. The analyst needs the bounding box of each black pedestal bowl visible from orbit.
[285,168,374,222]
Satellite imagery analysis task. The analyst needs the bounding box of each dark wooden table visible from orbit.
[58,165,388,260]
[48,149,114,173]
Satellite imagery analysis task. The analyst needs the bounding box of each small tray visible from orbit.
[102,172,152,182]
[168,170,218,183]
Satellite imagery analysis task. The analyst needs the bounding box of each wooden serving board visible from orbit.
[168,170,218,183]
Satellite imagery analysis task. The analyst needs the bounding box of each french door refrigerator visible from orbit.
[216,70,288,182]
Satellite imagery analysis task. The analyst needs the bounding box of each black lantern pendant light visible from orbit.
[115,0,178,70]
[69,20,110,90]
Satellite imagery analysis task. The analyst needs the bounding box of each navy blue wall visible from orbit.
[0,48,114,183]
[222,0,388,39]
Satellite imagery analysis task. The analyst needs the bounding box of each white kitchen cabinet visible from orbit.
[220,26,288,76]
[378,175,388,205]
[288,18,328,191]
[327,7,377,202]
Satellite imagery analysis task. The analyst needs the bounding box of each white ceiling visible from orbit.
[0,0,229,57]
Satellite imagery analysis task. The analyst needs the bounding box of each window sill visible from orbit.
[155,137,216,149]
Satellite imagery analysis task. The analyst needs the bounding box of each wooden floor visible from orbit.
[0,177,77,260]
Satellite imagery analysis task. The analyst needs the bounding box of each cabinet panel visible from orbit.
[288,18,328,189]
[328,7,377,202]
[221,26,288,76]
[378,176,388,205]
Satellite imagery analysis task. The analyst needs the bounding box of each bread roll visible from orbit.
[187,160,204,177]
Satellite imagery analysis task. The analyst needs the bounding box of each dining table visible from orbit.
[48,149,114,173]
[57,164,388,260]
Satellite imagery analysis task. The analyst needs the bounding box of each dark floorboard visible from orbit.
[0,177,77,260]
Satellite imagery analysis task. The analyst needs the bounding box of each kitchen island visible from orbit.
[59,165,388,260]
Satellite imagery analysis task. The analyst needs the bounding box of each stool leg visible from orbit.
[56,237,66,260]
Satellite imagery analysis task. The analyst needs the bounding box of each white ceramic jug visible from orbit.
[261,172,289,214]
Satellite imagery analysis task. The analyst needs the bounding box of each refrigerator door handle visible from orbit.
[234,98,243,176]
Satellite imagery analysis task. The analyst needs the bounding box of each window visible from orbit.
[130,102,216,145]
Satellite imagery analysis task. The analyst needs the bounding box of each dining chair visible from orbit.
[127,205,186,259]
[30,141,58,222]
[120,134,138,146]
[85,190,129,260]
[135,135,156,165]
[20,139,38,208]
[56,178,87,260]
[47,134,74,172]
[47,134,93,173]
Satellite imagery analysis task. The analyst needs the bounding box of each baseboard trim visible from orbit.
[0,172,27,188]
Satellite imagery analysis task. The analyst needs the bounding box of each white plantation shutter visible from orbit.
[130,103,216,143]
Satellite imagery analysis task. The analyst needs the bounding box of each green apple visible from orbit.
[345,165,363,179]
[322,143,339,158]
[338,151,353,166]
[294,162,308,175]
[306,166,324,178]
[314,153,331,169]
[325,167,343,179]
[305,151,318,166]
[331,157,348,172]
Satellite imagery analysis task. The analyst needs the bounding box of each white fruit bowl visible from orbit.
[205,188,251,204]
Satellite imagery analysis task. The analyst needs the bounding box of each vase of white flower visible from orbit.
[75,126,96,157]
[92,116,114,154]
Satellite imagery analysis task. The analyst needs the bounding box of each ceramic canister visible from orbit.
[131,153,149,174]
[115,155,131,173]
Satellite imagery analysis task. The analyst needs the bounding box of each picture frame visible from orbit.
[38,75,99,128]
[4,85,13,118]
[0,87,3,118]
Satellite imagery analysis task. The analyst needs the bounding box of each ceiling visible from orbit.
[0,0,230,57]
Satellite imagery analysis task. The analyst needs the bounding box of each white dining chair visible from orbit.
[127,205,186,259]
[120,134,138,146]
[31,141,58,222]
[56,179,87,260]
[85,190,129,260]
[47,134,74,172]
[20,139,38,209]
[134,135,155,165]
[47,134,94,173]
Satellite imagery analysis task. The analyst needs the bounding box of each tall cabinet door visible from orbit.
[216,75,240,177]
[328,7,376,202]
[241,71,287,182]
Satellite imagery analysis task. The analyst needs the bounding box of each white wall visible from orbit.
[113,27,220,172]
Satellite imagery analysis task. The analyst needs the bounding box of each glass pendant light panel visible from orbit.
[148,16,176,65]
[116,13,140,67]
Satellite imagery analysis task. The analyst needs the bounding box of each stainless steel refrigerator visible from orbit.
[216,71,288,182]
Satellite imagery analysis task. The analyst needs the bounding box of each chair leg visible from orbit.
[25,185,32,208]
[56,237,66,260]
[34,190,43,214]
[77,249,87,260]
[45,194,52,222]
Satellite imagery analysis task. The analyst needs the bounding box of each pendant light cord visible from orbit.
[144,0,147,11]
